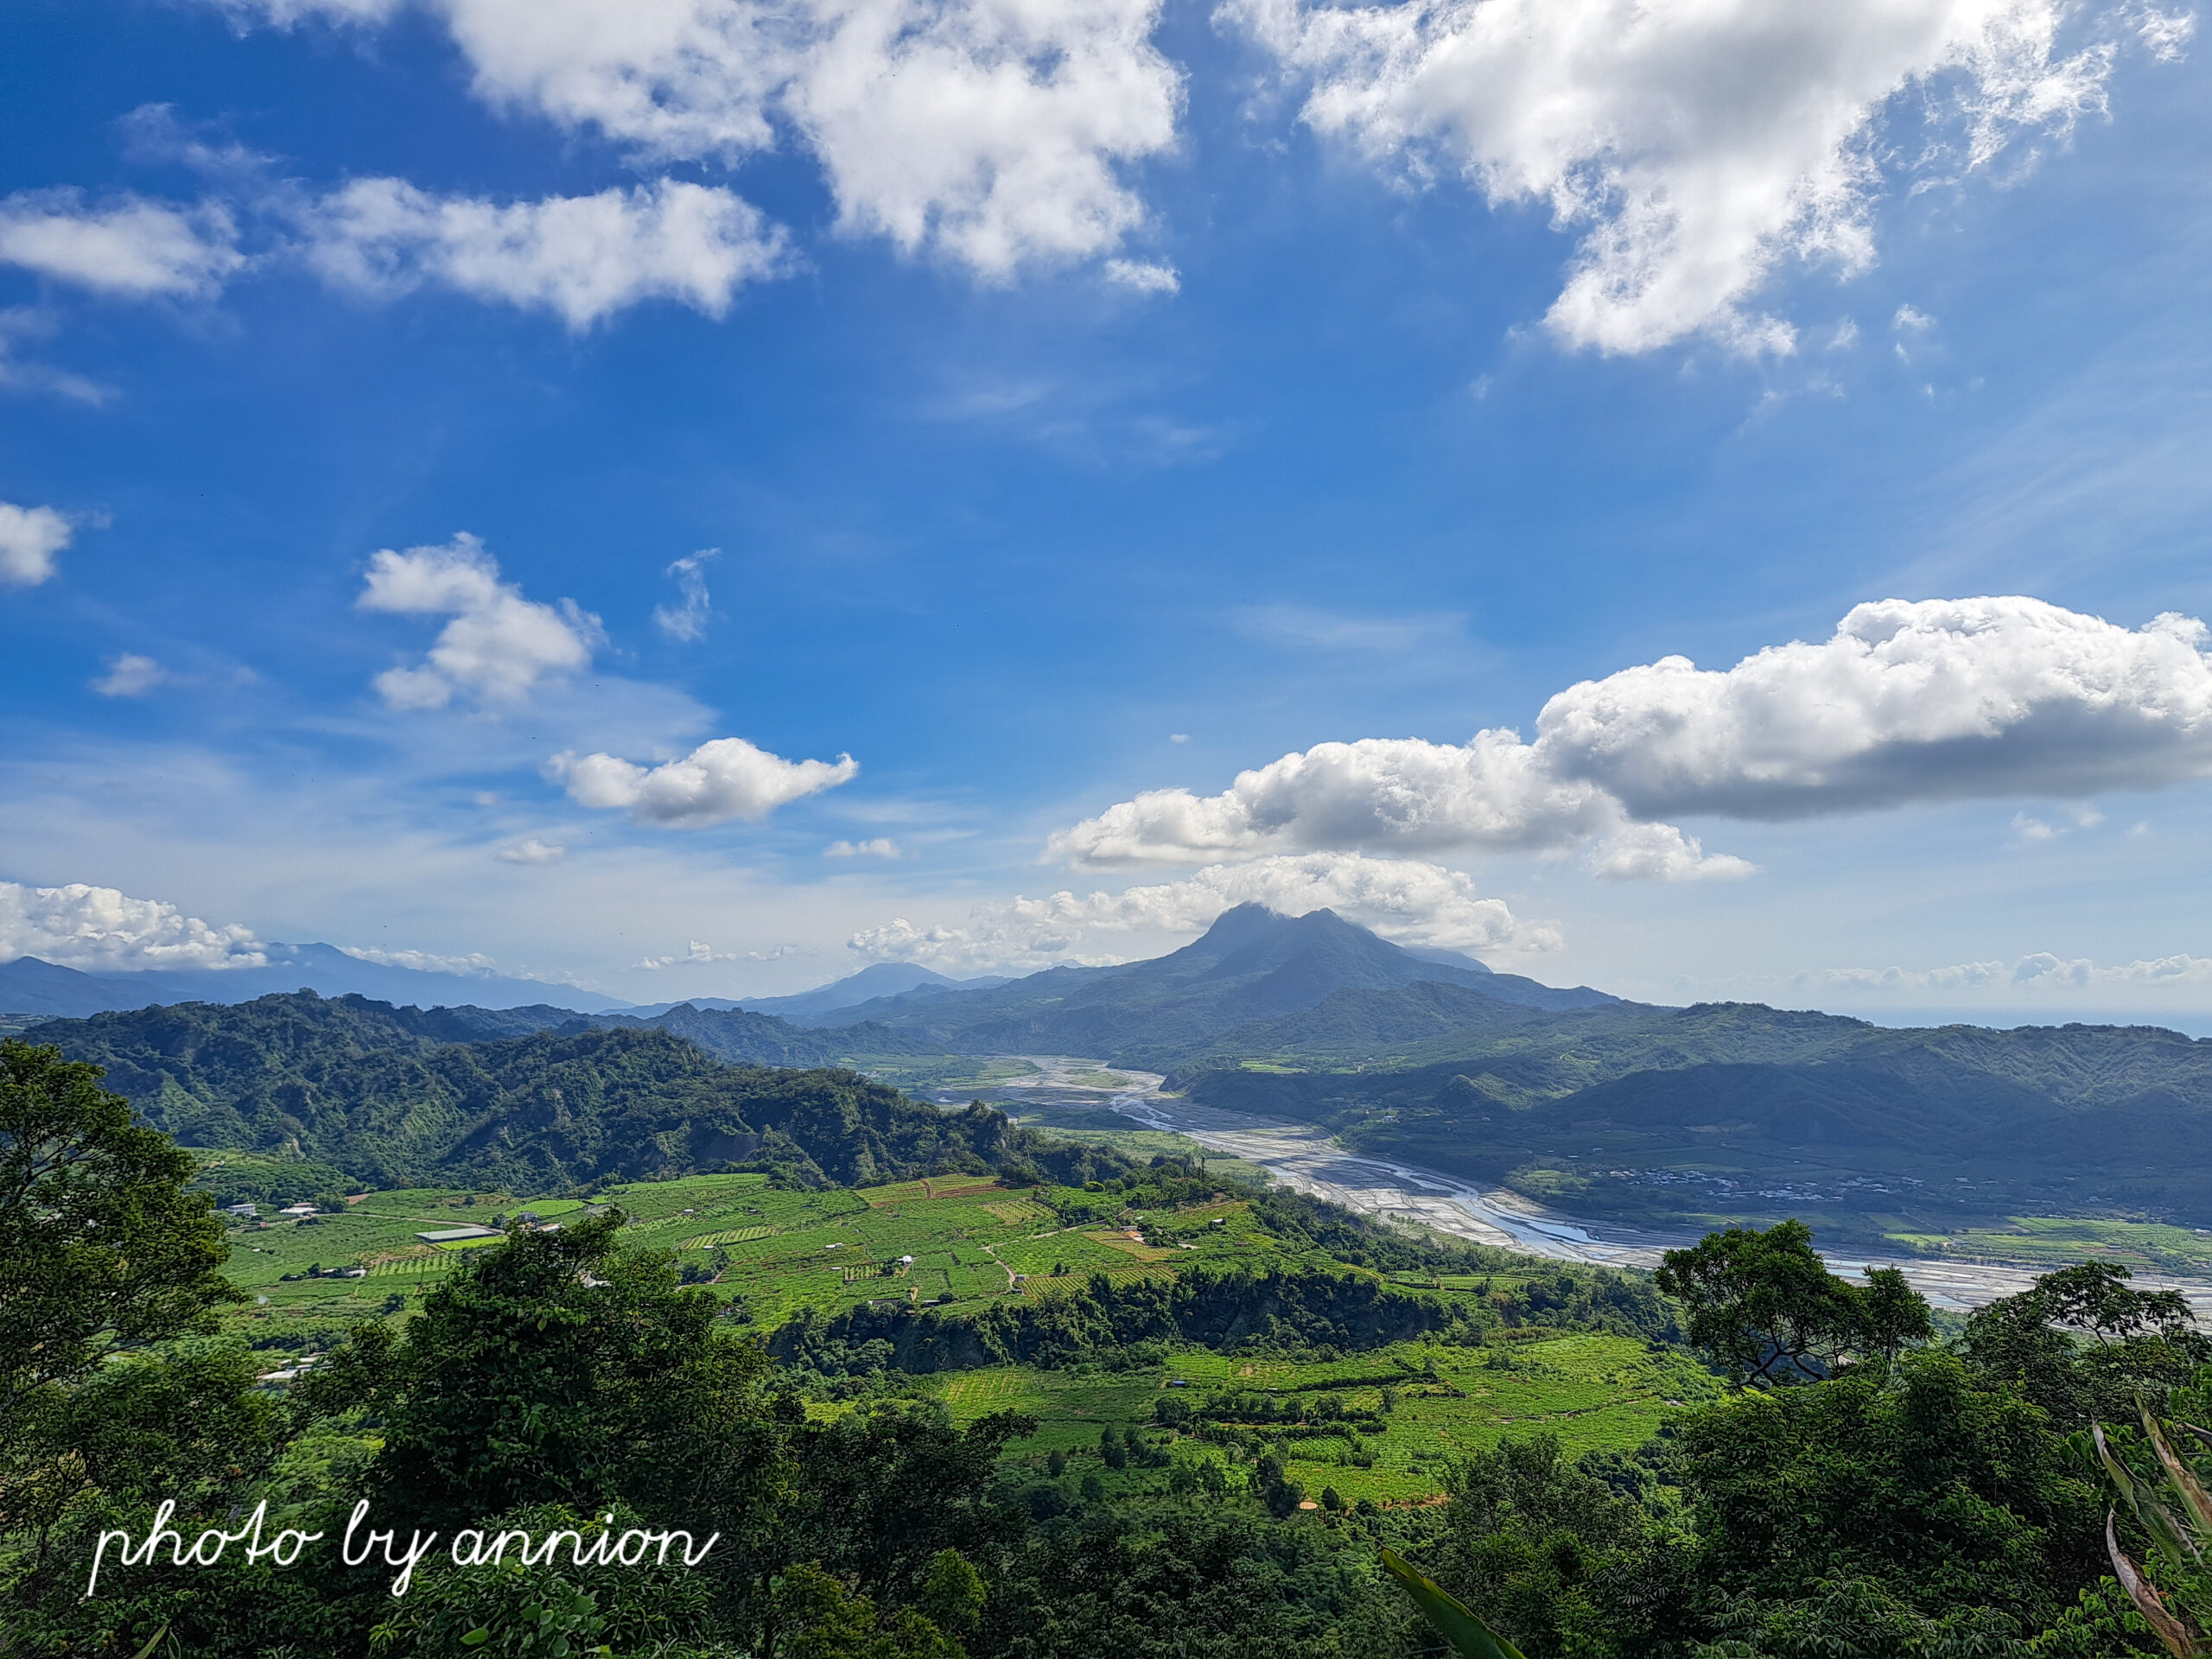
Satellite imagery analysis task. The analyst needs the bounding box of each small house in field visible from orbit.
[278,1203,319,1217]
[414,1224,503,1244]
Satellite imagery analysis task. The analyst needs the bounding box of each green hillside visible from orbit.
[24,998,1120,1192]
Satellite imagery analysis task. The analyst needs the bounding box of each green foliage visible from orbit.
[775,1263,1476,1376]
[2089,1405,2212,1657]
[1656,1221,1932,1385]
[1961,1262,2212,1428]
[297,1211,781,1529]
[1676,1347,2101,1628]
[33,998,1131,1193]
[1379,1549,1529,1659]
[0,1041,240,1421]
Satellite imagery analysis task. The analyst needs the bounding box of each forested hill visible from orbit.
[24,993,1116,1193]
[1181,995,2212,1226]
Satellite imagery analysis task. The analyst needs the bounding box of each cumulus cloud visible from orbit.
[849,851,1554,971]
[494,837,568,864]
[302,178,789,328]
[209,0,1182,280]
[1230,0,2163,353]
[555,736,859,826]
[90,654,169,697]
[0,879,265,970]
[825,836,901,858]
[0,500,72,587]
[356,533,604,709]
[1052,597,2212,878]
[0,190,244,299]
[654,549,718,641]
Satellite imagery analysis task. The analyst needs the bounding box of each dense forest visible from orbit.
[10,1034,2212,1657]
[24,994,1113,1192]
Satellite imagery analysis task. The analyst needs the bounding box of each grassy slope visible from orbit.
[226,1168,1711,1506]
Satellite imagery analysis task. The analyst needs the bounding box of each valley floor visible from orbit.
[939,1055,2212,1316]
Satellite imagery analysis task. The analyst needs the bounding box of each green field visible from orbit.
[926,1332,1723,1506]
[219,1165,1718,1508]
[1888,1214,2212,1273]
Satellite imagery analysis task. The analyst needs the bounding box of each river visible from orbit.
[931,1055,2212,1317]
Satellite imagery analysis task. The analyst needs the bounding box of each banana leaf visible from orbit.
[1380,1549,1529,1659]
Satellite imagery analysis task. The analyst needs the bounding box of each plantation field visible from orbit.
[926,1332,1725,1507]
[219,1169,1321,1352]
[1887,1214,2212,1273]
[218,1168,1715,1507]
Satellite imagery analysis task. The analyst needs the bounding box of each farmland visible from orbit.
[216,1161,1714,1508]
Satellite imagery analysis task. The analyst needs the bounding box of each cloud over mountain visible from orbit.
[0,879,265,970]
[849,850,1550,970]
[1052,597,2212,875]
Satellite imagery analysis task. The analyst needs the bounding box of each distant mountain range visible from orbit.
[0,943,631,1019]
[19,903,2212,1241]
[623,962,1012,1024]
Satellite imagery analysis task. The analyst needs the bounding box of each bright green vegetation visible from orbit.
[30,991,1128,1193]
[14,1030,2212,1659]
[1888,1215,2212,1273]
[934,1332,1725,1506]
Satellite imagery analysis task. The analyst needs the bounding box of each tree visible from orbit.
[298,1211,782,1530]
[1655,1220,1929,1386]
[1961,1261,2212,1428]
[0,1040,238,1443]
[1675,1348,2103,1628]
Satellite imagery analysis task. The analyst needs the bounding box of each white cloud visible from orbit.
[654,548,718,641]
[555,735,859,826]
[1230,0,2151,353]
[1535,597,2212,819]
[1811,951,2212,994]
[302,178,789,328]
[494,837,569,864]
[357,533,604,709]
[0,190,244,299]
[90,654,169,697]
[337,944,505,976]
[849,851,1554,971]
[1052,596,2212,878]
[1104,257,1179,293]
[210,0,1182,281]
[0,500,72,587]
[1236,602,1465,654]
[1586,821,1755,881]
[825,836,902,858]
[0,879,265,970]
[1049,726,1619,865]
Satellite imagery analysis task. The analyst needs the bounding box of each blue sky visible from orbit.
[4,0,2212,1024]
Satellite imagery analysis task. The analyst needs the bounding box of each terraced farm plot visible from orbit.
[682,1225,779,1249]
[930,1333,1726,1506]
